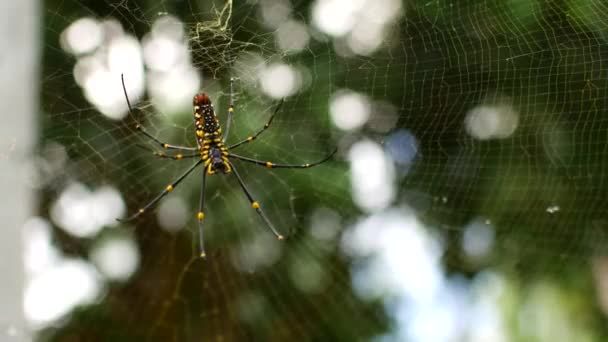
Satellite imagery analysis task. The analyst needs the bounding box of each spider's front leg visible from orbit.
[223,77,235,143]
[122,74,197,152]
[228,99,284,149]
[135,144,199,161]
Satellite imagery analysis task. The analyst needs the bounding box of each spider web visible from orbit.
[36,0,608,340]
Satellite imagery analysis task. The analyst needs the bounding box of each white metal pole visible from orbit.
[0,0,39,340]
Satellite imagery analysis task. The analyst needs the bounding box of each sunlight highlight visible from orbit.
[276,19,311,53]
[342,208,489,341]
[23,217,60,276]
[50,183,125,238]
[72,32,144,120]
[157,196,189,232]
[61,17,103,55]
[309,207,342,243]
[231,233,283,272]
[462,218,495,261]
[143,15,201,114]
[342,209,443,301]
[311,0,403,55]
[469,272,508,342]
[312,0,365,37]
[90,234,140,281]
[147,67,201,115]
[330,90,371,131]
[259,63,300,98]
[24,259,102,327]
[385,129,419,169]
[289,257,327,293]
[63,15,201,120]
[259,0,293,28]
[465,103,519,140]
[348,140,395,211]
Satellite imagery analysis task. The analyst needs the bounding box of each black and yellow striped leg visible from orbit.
[136,144,199,160]
[197,170,207,258]
[122,74,196,151]
[229,148,337,169]
[230,162,284,240]
[223,77,235,142]
[228,99,284,149]
[135,125,197,151]
[117,160,203,222]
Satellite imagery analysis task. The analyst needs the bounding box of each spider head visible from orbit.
[193,93,211,106]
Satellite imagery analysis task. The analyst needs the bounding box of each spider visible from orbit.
[118,75,336,257]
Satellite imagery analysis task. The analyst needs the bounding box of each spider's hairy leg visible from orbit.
[229,162,284,240]
[228,99,284,149]
[136,144,199,161]
[229,147,337,169]
[197,170,208,258]
[121,74,196,151]
[117,160,202,222]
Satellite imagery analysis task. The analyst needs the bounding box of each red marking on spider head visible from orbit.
[193,93,211,105]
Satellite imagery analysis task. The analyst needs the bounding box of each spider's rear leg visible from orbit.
[117,160,202,222]
[229,162,284,240]
[197,171,208,258]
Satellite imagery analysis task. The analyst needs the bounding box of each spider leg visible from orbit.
[121,74,196,151]
[229,162,284,240]
[228,99,284,149]
[229,148,337,169]
[136,144,200,161]
[223,77,235,142]
[117,160,203,222]
[197,170,208,258]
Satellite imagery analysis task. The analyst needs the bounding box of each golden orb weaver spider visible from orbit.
[118,75,337,258]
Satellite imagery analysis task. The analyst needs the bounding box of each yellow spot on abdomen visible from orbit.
[197,212,205,221]
[196,130,204,137]
[166,185,174,192]
[266,162,273,168]
[247,136,254,141]
[252,201,260,209]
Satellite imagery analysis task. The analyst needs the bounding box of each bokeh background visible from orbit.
[4,0,608,340]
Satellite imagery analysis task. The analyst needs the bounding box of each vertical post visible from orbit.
[0,0,39,340]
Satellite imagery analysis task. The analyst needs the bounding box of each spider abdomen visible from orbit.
[193,93,220,135]
[194,93,231,175]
